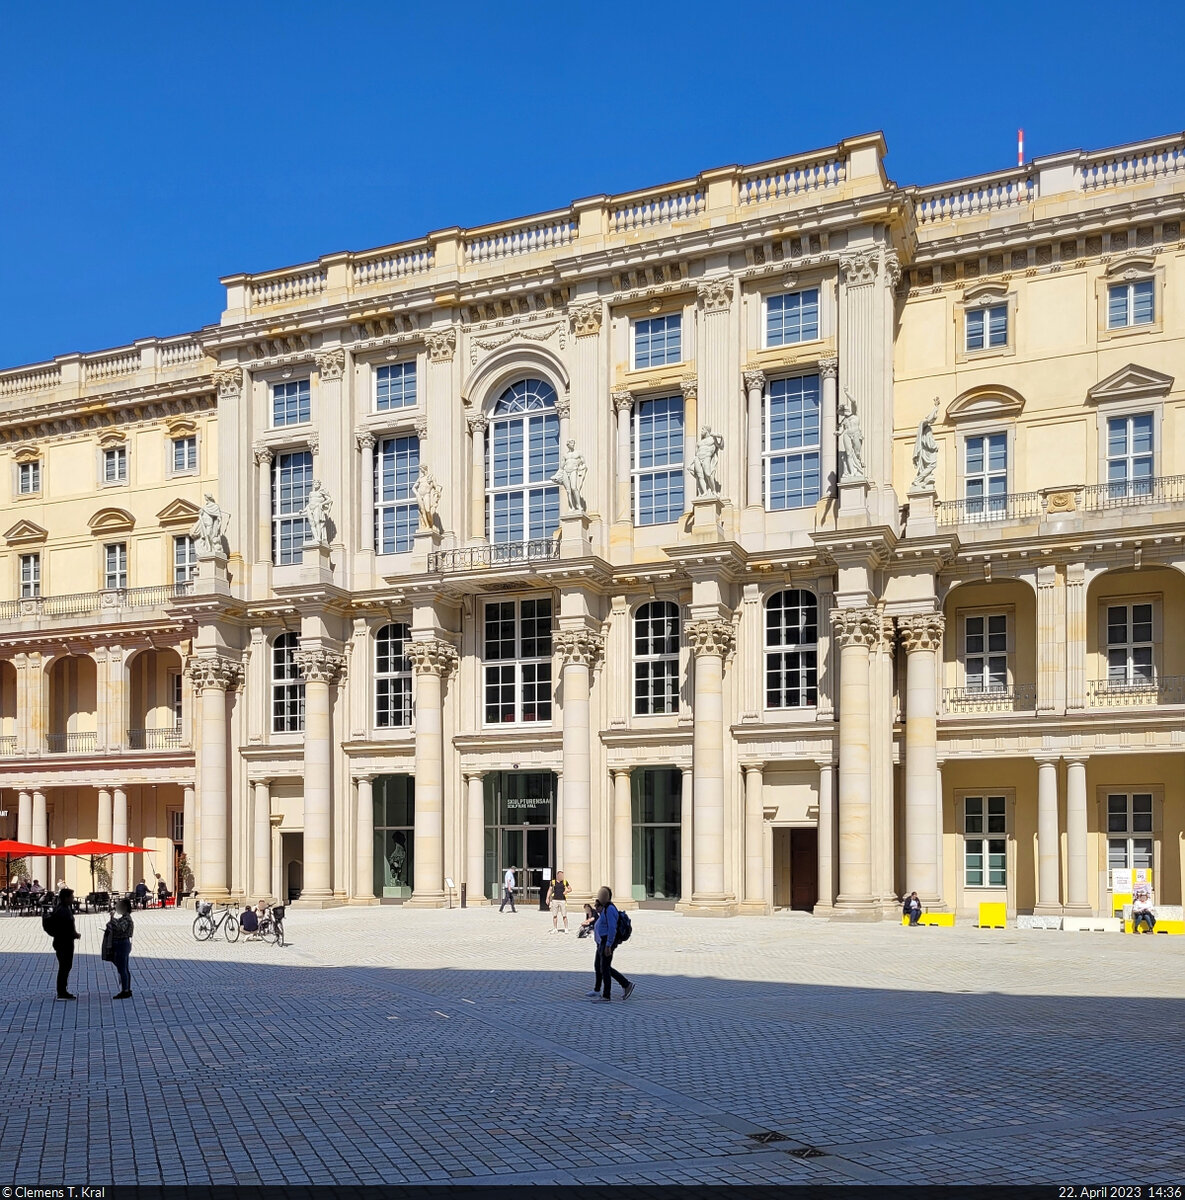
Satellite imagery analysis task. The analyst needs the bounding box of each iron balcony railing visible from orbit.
[428,539,560,572]
[47,731,99,754]
[127,726,188,751]
[0,582,194,621]
[1081,475,1185,511]
[0,735,17,756]
[942,683,1037,713]
[936,492,1042,527]
[1088,675,1185,706]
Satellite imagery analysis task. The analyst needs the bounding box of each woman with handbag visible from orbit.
[105,898,135,999]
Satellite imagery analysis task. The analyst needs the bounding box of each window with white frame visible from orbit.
[483,597,552,724]
[964,613,1008,692]
[104,542,127,589]
[272,379,311,427]
[173,535,198,585]
[633,395,684,525]
[765,589,818,708]
[1107,793,1153,872]
[486,379,559,544]
[1105,602,1154,686]
[632,314,681,369]
[171,435,197,473]
[1106,412,1154,498]
[375,362,417,411]
[764,375,821,510]
[964,796,1006,886]
[19,553,40,598]
[374,623,412,728]
[17,460,40,494]
[375,435,419,554]
[634,601,680,715]
[271,450,313,565]
[271,632,304,733]
[966,304,1008,351]
[103,446,128,484]
[765,288,819,347]
[1107,279,1155,329]
[169,671,183,728]
[964,432,1007,517]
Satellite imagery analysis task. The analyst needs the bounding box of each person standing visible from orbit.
[107,898,134,999]
[592,886,634,1003]
[499,865,517,913]
[47,888,81,999]
[547,870,569,933]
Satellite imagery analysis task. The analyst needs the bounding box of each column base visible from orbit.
[676,894,738,917]
[348,897,381,907]
[405,891,447,909]
[832,895,884,921]
[736,900,770,916]
[1032,903,1064,917]
[1062,903,1093,917]
[290,897,345,909]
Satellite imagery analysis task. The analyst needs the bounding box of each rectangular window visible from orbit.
[633,395,684,525]
[964,614,1007,692]
[765,288,820,347]
[1106,602,1154,686]
[104,542,127,590]
[19,553,40,598]
[375,362,417,411]
[271,379,311,427]
[271,450,314,565]
[764,375,821,511]
[171,436,197,473]
[1108,280,1155,329]
[103,446,128,484]
[483,597,552,725]
[964,796,1007,887]
[375,435,419,554]
[966,304,1008,351]
[170,671,183,728]
[964,433,1007,517]
[1107,793,1154,873]
[17,460,40,494]
[1106,412,1154,499]
[173,535,198,585]
[632,314,682,369]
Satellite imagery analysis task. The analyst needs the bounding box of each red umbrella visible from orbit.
[0,839,61,856]
[62,841,148,855]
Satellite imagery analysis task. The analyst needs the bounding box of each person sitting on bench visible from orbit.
[239,903,259,938]
[1132,884,1156,933]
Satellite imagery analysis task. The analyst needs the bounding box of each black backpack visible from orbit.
[41,907,61,938]
[612,907,633,948]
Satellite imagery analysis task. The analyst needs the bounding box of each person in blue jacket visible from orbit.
[592,886,635,1003]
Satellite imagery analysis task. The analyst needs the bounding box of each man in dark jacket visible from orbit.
[47,888,81,999]
[592,886,635,1003]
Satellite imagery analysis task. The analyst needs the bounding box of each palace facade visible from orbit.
[3,130,1184,919]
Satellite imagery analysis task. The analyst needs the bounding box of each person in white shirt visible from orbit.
[499,865,517,913]
[1132,884,1157,934]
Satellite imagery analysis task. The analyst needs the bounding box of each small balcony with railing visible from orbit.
[428,539,560,574]
[0,582,195,631]
[1088,674,1185,709]
[942,682,1038,716]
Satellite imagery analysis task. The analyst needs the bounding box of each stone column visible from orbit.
[31,789,47,886]
[612,768,632,906]
[555,395,571,452]
[815,759,836,911]
[900,613,944,905]
[354,775,375,903]
[254,446,273,566]
[686,619,736,910]
[97,787,113,844]
[293,647,347,905]
[253,779,272,899]
[357,433,376,555]
[1034,757,1061,915]
[186,655,241,899]
[556,629,604,901]
[819,357,838,500]
[112,785,128,892]
[183,783,196,888]
[1065,757,1090,915]
[612,391,633,522]
[935,762,945,906]
[17,790,32,846]
[406,639,458,906]
[1065,564,1087,713]
[467,414,488,542]
[743,763,765,907]
[679,765,693,903]
[832,608,880,914]
[466,773,485,903]
[743,370,765,508]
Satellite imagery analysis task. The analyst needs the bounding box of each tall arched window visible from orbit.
[634,601,680,715]
[272,632,304,733]
[765,590,818,708]
[375,623,412,728]
[486,378,559,543]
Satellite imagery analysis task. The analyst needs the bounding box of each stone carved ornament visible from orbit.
[686,619,735,658]
[213,368,244,400]
[406,638,459,677]
[551,439,588,511]
[315,349,345,380]
[554,628,605,667]
[293,647,347,684]
[831,607,883,649]
[611,390,634,414]
[189,493,228,556]
[301,480,332,545]
[897,613,945,653]
[909,398,939,492]
[424,328,457,362]
[412,464,442,528]
[568,303,603,338]
[697,276,733,313]
[185,655,243,691]
[837,391,865,480]
[742,369,766,393]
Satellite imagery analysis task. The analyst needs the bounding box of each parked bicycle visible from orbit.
[192,900,241,942]
[257,903,286,946]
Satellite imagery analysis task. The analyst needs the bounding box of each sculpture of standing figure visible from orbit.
[838,391,865,480]
[189,493,227,556]
[551,439,588,512]
[688,426,723,497]
[910,398,940,491]
[411,464,442,530]
[302,479,332,545]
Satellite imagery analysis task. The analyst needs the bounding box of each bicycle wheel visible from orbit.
[223,912,241,942]
[274,921,285,947]
[258,918,276,945]
[192,915,214,941]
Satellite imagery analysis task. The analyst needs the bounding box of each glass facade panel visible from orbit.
[631,767,682,901]
[373,775,414,899]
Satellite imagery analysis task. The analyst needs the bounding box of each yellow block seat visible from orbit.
[977,901,1007,929]
[1124,918,1185,934]
[900,913,955,927]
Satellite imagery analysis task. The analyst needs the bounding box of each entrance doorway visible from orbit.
[484,771,556,902]
[632,767,681,907]
[772,827,818,911]
[373,775,414,902]
[282,832,303,902]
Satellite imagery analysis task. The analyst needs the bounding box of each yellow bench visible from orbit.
[977,901,1007,929]
[1112,892,1133,918]
[1124,918,1185,934]
[900,913,955,927]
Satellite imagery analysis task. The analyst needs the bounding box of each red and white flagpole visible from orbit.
[1017,128,1025,166]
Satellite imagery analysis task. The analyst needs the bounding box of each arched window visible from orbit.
[272,632,304,733]
[375,623,412,728]
[765,590,817,709]
[486,378,559,544]
[634,601,680,715]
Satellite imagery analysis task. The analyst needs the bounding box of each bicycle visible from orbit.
[257,903,286,946]
[191,900,241,942]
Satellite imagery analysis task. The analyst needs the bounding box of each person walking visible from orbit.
[592,886,634,1003]
[107,898,134,999]
[547,870,569,933]
[46,888,81,1000]
[499,865,517,913]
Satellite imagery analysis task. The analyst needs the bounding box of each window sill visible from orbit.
[1098,320,1162,343]
[956,344,1015,364]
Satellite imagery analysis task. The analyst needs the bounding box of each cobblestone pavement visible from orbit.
[1,903,1183,1186]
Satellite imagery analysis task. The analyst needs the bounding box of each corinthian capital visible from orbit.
[467,412,488,435]
[898,613,945,653]
[315,348,345,380]
[213,368,243,399]
[568,302,603,338]
[818,356,838,380]
[686,619,735,659]
[554,629,605,668]
[611,389,634,414]
[185,654,243,692]
[742,368,766,393]
[406,638,459,677]
[697,276,733,313]
[831,607,882,649]
[680,376,699,402]
[355,430,376,453]
[293,648,347,684]
[425,327,457,362]
[253,443,274,466]
[839,251,879,288]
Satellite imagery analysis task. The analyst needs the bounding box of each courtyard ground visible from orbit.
[0,903,1181,1186]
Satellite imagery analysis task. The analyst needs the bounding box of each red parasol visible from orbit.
[61,840,148,856]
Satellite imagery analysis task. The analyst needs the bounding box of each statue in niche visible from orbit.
[412,464,442,530]
[387,834,407,887]
[838,391,866,480]
[189,493,228,556]
[302,479,332,545]
[551,439,588,512]
[910,398,940,492]
[687,426,723,497]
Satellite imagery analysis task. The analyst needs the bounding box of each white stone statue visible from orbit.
[551,439,588,512]
[910,398,940,492]
[838,391,865,481]
[688,426,723,497]
[302,479,332,545]
[412,464,442,529]
[189,493,227,556]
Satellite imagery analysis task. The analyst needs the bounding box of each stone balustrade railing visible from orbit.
[464,216,576,264]
[609,187,705,233]
[1080,135,1185,191]
[352,242,434,287]
[249,267,328,308]
[738,153,847,205]
[0,735,16,757]
[0,582,193,623]
[916,168,1034,225]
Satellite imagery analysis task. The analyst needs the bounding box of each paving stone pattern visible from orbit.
[1,906,1183,1185]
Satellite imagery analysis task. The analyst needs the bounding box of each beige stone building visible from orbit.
[3,129,1183,920]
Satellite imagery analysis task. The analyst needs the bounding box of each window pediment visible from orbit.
[13,445,40,464]
[962,282,1009,306]
[87,507,135,535]
[945,385,1025,424]
[4,519,48,546]
[98,430,128,450]
[156,498,200,528]
[1087,363,1174,405]
[165,416,198,437]
[1104,255,1156,281]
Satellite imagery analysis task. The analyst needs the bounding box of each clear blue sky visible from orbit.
[1,0,1182,368]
